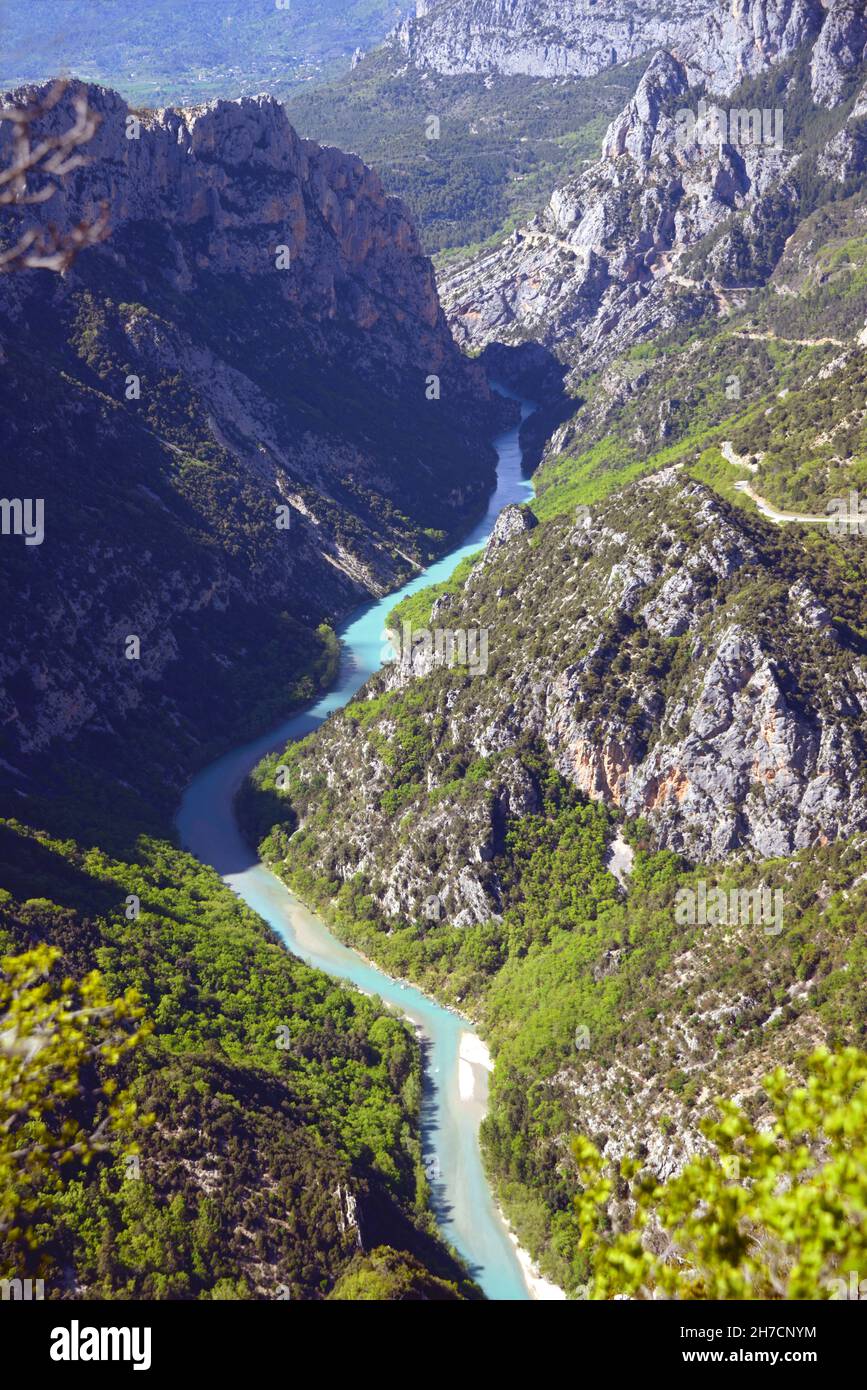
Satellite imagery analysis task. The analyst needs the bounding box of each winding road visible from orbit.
[719,441,842,526]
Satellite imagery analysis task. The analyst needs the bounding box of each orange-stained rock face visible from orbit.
[646,768,692,809]
[377,471,867,869]
[571,738,631,805]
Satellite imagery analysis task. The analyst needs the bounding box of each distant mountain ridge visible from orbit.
[391,0,823,93]
[0,0,403,104]
[392,0,713,80]
[440,2,867,376]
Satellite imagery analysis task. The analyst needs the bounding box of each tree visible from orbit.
[0,79,107,271]
[0,944,150,1253]
[574,1047,867,1299]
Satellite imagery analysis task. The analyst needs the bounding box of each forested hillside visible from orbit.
[0,806,477,1298]
[240,6,867,1298]
[0,80,501,1300]
[284,49,644,253]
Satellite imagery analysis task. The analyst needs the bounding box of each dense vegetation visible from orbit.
[328,1245,463,1301]
[575,1047,867,1300]
[285,49,644,253]
[1,944,148,1256]
[243,713,867,1293]
[0,803,479,1300]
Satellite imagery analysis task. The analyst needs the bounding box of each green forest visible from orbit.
[0,804,479,1299]
[239,459,867,1294]
[285,51,644,253]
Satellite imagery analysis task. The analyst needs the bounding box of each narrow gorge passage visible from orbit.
[177,393,546,1300]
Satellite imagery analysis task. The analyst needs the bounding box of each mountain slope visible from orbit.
[0,817,479,1300]
[290,0,834,256]
[439,7,867,371]
[0,80,501,1301]
[0,81,509,820]
[238,472,867,1287]
[236,8,867,1296]
[243,472,867,886]
[284,43,644,254]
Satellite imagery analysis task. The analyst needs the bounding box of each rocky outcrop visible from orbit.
[2,82,491,390]
[676,0,823,94]
[600,50,688,163]
[479,502,537,563]
[810,0,867,106]
[334,1183,363,1248]
[817,70,867,176]
[392,0,823,94]
[0,82,510,798]
[440,45,790,370]
[262,472,867,927]
[440,5,866,374]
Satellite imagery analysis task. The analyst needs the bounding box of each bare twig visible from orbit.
[0,78,108,272]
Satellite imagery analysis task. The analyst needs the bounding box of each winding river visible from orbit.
[177,394,537,1300]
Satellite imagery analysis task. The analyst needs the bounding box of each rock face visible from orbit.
[676,0,823,94]
[479,501,537,562]
[392,0,821,91]
[261,472,867,930]
[440,7,867,374]
[0,82,509,797]
[4,83,486,385]
[600,49,689,162]
[391,0,713,80]
[441,47,786,367]
[819,72,867,174]
[810,0,867,106]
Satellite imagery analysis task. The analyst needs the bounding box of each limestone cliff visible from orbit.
[392,0,822,92]
[247,474,867,916]
[440,9,867,377]
[0,82,509,803]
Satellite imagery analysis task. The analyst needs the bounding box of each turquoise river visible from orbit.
[177,393,537,1300]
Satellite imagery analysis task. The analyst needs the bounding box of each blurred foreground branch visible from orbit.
[0,79,108,272]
